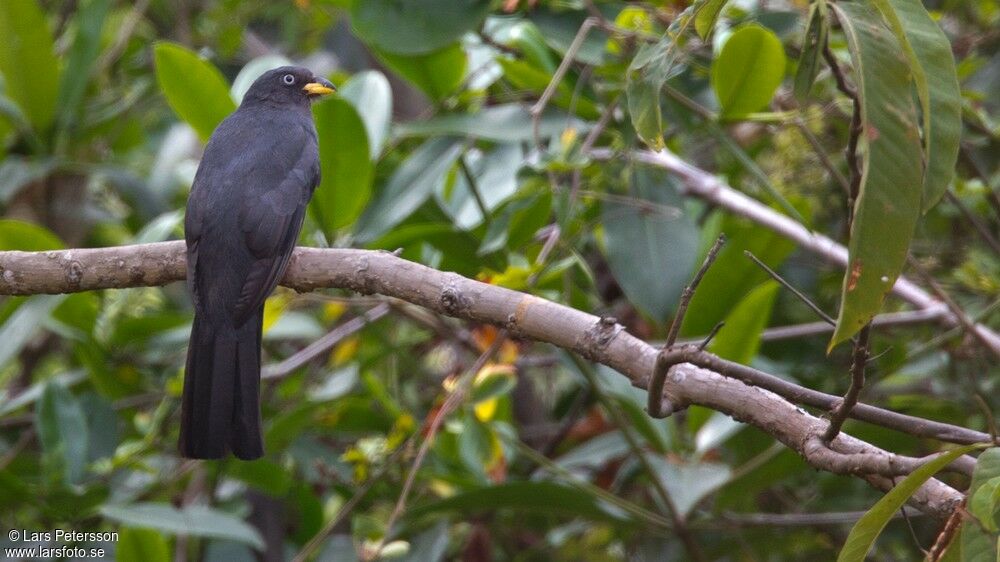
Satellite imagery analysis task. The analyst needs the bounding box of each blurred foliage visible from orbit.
[0,0,998,560]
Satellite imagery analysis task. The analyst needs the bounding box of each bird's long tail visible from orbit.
[179,311,264,460]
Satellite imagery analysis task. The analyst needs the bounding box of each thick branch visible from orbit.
[0,242,972,518]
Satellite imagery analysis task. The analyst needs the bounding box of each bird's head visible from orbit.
[242,66,335,107]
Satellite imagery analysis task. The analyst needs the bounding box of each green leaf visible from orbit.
[962,448,1000,561]
[647,455,731,518]
[396,103,580,143]
[340,71,393,159]
[0,295,66,369]
[101,503,264,550]
[310,97,372,234]
[225,459,293,497]
[0,219,64,251]
[374,43,466,102]
[836,444,984,562]
[36,380,90,484]
[708,281,779,363]
[0,0,59,131]
[693,282,779,452]
[351,0,490,55]
[695,0,731,39]
[794,1,828,104]
[355,137,463,241]
[970,476,1000,533]
[153,42,236,141]
[438,144,521,229]
[497,58,600,119]
[626,35,685,149]
[117,529,170,562]
[409,481,631,523]
[881,0,962,212]
[828,2,925,350]
[56,0,111,131]
[601,167,699,322]
[711,25,787,117]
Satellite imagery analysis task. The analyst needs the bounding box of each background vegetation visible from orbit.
[0,0,999,560]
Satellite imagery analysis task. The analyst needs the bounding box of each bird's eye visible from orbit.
[282,74,295,85]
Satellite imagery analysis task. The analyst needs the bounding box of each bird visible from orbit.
[180,66,334,460]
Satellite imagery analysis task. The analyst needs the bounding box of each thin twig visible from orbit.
[458,155,492,228]
[647,234,726,417]
[262,304,390,380]
[823,324,871,442]
[745,250,836,326]
[697,321,725,351]
[944,190,1000,256]
[795,118,852,197]
[925,501,964,562]
[530,18,597,148]
[907,257,1000,359]
[822,44,862,217]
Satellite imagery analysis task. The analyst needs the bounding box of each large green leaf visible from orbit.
[0,219,64,251]
[961,448,1000,561]
[647,455,731,518]
[153,42,236,141]
[497,58,600,119]
[36,381,90,484]
[0,0,59,132]
[340,71,393,159]
[351,0,490,55]
[600,167,699,322]
[309,97,372,234]
[880,0,962,212]
[836,444,983,562]
[711,25,787,117]
[374,44,466,102]
[0,295,66,369]
[56,0,111,132]
[101,503,264,550]
[230,54,292,103]
[828,1,925,350]
[354,137,463,241]
[396,104,580,143]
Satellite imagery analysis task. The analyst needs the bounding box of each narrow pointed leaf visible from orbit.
[836,444,983,562]
[828,1,924,350]
[310,97,372,234]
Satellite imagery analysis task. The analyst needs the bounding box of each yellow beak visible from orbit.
[303,81,335,96]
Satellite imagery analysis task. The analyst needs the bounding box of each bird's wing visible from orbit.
[230,135,319,327]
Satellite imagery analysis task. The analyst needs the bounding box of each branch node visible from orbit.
[440,283,471,316]
[577,316,622,361]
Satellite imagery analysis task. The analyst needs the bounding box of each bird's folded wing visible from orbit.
[232,145,319,327]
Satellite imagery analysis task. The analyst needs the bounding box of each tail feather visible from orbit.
[180,311,264,460]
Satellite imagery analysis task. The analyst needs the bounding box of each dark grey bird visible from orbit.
[180,66,334,460]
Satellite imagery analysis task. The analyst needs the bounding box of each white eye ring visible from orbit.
[282,74,295,85]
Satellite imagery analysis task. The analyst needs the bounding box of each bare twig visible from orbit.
[529,18,597,147]
[745,250,835,326]
[647,235,726,417]
[907,257,1000,359]
[944,190,1000,256]
[823,325,871,442]
[262,304,390,380]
